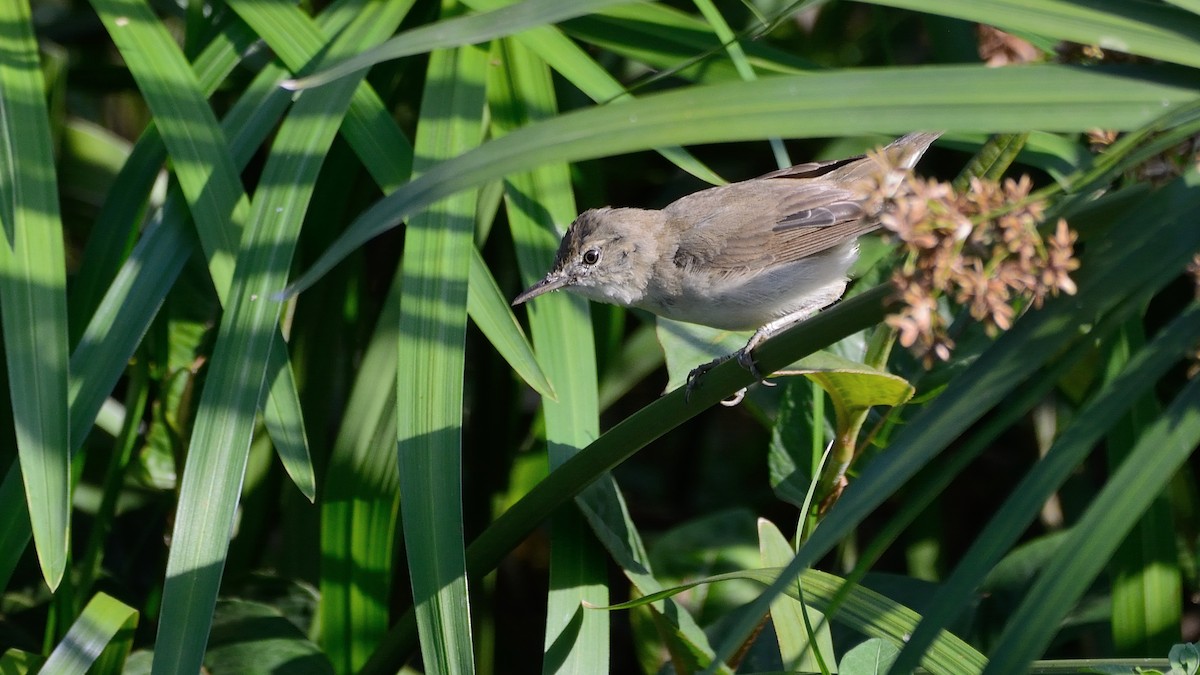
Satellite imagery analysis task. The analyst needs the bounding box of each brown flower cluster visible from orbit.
[864,167,1080,366]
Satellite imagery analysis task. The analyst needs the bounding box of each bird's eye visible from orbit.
[582,249,601,265]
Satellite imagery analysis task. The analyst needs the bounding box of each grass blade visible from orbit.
[0,0,72,590]
[396,30,488,675]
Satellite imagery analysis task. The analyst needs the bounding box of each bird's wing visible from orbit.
[666,179,874,273]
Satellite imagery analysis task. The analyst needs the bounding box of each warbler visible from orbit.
[512,132,942,395]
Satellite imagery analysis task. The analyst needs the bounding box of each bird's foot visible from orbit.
[685,354,732,403]
[685,345,774,406]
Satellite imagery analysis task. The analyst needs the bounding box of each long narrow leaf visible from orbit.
[489,38,609,673]
[286,0,646,89]
[0,0,72,590]
[863,0,1200,69]
[396,32,488,675]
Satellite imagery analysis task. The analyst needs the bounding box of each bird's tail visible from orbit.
[886,131,944,170]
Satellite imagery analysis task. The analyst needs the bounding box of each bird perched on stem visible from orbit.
[512,132,942,400]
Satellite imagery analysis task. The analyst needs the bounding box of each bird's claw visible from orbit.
[684,346,774,404]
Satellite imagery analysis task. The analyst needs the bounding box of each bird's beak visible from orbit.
[512,272,570,306]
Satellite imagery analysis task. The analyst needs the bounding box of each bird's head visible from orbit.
[512,207,661,308]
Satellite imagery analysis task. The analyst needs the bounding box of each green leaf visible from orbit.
[285,0,648,90]
[0,0,72,590]
[204,600,332,674]
[41,593,138,675]
[467,247,555,400]
[141,3,395,671]
[863,0,1200,69]
[759,519,835,674]
[840,638,900,675]
[488,38,611,673]
[396,33,488,675]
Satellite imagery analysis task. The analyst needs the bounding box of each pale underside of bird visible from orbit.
[513,132,942,400]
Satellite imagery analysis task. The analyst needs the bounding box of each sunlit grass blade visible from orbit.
[66,17,260,343]
[488,38,610,672]
[284,63,1200,296]
[90,0,316,500]
[0,0,72,590]
[396,31,488,675]
[40,593,138,675]
[564,2,812,82]
[320,271,402,673]
[1103,323,1180,656]
[147,5,394,672]
[462,0,725,186]
[285,0,646,90]
[864,0,1200,69]
[690,0,790,166]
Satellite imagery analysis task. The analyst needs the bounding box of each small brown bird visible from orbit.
[513,132,942,394]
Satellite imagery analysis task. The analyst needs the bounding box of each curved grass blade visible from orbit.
[283,63,1200,297]
[864,0,1200,69]
[468,247,555,399]
[285,0,646,90]
[0,0,72,590]
[395,31,488,675]
[489,38,609,673]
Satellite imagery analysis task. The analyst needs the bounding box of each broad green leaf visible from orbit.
[840,638,900,675]
[205,600,333,674]
[759,519,835,674]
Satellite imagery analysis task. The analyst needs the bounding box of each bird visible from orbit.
[512,132,942,400]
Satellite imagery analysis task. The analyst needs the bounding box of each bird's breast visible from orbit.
[638,243,858,330]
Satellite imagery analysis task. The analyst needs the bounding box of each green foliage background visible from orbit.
[2,0,1200,673]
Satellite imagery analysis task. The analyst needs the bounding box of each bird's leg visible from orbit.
[685,281,846,403]
[733,312,812,382]
[684,315,803,404]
